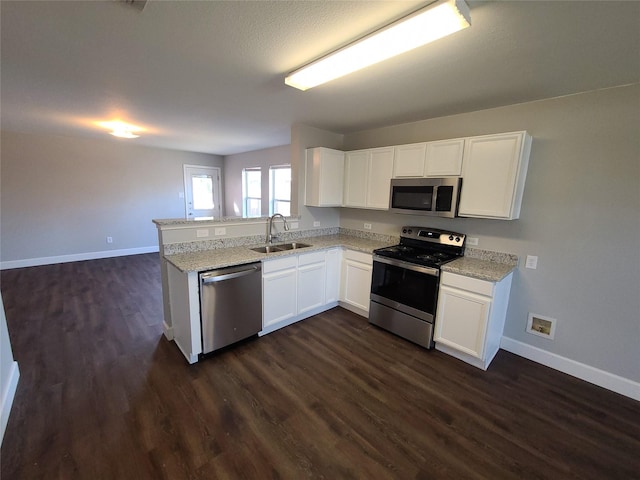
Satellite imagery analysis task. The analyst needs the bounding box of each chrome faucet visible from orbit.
[267,214,289,244]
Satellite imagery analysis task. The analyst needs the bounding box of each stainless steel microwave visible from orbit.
[389,177,462,218]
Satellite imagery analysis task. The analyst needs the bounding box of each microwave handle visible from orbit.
[432,185,439,211]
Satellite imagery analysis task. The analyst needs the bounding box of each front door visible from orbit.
[184,165,222,219]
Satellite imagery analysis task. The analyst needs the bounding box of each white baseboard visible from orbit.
[1,361,20,446]
[338,301,368,318]
[0,246,159,270]
[500,336,640,401]
[163,321,174,341]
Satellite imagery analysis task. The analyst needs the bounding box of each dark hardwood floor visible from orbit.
[1,253,639,479]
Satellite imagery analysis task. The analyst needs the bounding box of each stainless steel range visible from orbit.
[369,226,465,348]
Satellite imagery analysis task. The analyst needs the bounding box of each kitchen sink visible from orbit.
[250,245,284,253]
[250,242,312,254]
[277,242,311,250]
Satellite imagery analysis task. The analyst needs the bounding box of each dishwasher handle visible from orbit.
[200,263,261,284]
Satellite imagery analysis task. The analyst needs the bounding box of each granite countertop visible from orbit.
[164,229,519,282]
[442,251,518,282]
[164,234,395,273]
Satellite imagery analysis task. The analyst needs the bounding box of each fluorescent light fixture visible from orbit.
[285,0,471,91]
[96,120,143,138]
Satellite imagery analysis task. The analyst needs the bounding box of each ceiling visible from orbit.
[1,1,639,156]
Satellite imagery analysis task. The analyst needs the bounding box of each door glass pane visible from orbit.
[192,175,214,210]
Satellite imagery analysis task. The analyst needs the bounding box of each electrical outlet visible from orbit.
[196,229,209,238]
[214,227,226,236]
[313,221,321,227]
[178,192,184,199]
[290,222,299,229]
[364,223,372,230]
[467,237,479,246]
[525,255,538,269]
[106,236,113,244]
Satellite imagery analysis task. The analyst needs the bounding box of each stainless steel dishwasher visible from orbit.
[199,262,262,354]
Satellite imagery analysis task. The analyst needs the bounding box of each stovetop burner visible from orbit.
[374,226,466,268]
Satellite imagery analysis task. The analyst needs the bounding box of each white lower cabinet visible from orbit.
[262,256,298,330]
[340,249,373,316]
[297,251,326,315]
[434,271,513,370]
[324,248,342,304]
[261,249,339,335]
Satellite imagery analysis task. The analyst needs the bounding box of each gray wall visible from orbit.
[223,144,291,217]
[290,123,343,230]
[341,84,640,382]
[0,131,223,263]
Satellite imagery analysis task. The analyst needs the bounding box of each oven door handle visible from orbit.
[373,255,440,277]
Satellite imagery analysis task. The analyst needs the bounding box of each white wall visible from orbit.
[0,131,223,266]
[341,84,640,383]
[0,294,19,445]
[223,144,290,217]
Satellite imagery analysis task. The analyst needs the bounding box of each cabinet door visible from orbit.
[425,138,464,176]
[340,259,373,312]
[305,147,344,207]
[263,268,297,328]
[458,132,530,219]
[343,150,369,207]
[324,248,342,304]
[434,285,491,359]
[366,147,395,209]
[298,262,326,314]
[393,143,426,177]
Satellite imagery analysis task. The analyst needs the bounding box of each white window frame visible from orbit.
[242,167,262,218]
[269,165,291,216]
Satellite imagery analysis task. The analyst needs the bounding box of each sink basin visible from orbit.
[277,242,311,250]
[250,242,312,254]
[250,245,284,253]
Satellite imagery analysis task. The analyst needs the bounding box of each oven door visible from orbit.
[369,256,440,348]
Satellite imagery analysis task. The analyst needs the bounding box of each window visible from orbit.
[269,165,291,216]
[242,167,261,218]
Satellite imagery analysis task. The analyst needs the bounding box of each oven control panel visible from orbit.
[401,226,465,247]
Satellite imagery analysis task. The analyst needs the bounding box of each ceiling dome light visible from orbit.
[96,120,143,139]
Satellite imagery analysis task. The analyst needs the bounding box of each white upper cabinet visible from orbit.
[343,150,369,208]
[424,138,465,177]
[304,147,344,207]
[366,147,395,209]
[458,131,532,220]
[393,139,464,178]
[344,147,394,209]
[393,143,427,177]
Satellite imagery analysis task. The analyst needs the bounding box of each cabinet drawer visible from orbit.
[343,249,372,265]
[440,271,494,296]
[298,250,325,266]
[263,255,297,274]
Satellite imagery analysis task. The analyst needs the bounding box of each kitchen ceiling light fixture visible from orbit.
[97,120,143,139]
[285,0,471,91]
